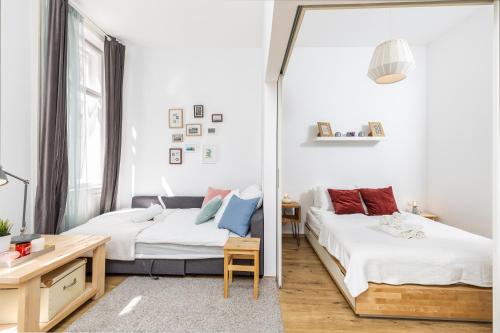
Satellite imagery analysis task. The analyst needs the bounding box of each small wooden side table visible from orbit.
[282,201,301,247]
[421,212,439,221]
[223,237,260,299]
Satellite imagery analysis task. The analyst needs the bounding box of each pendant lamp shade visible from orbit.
[367,39,415,84]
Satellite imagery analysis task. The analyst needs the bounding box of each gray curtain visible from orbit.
[35,0,69,234]
[100,38,125,213]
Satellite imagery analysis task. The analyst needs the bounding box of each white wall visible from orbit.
[0,0,38,234]
[282,46,428,233]
[427,8,494,238]
[117,47,263,207]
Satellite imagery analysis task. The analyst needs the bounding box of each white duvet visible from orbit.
[63,208,230,261]
[311,208,492,297]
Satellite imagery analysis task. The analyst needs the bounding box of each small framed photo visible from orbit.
[169,148,182,164]
[202,145,217,164]
[184,143,198,153]
[317,122,333,137]
[186,124,202,136]
[207,127,216,135]
[212,114,223,123]
[194,105,204,118]
[172,133,183,143]
[368,122,385,137]
[169,109,183,128]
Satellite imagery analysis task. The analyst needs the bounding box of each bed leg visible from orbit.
[149,259,159,280]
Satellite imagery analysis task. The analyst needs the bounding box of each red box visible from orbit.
[15,242,31,257]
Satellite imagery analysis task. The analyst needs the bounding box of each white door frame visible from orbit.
[276,75,283,287]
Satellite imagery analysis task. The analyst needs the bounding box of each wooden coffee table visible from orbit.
[0,234,110,332]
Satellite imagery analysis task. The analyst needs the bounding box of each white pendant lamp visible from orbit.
[367,39,415,84]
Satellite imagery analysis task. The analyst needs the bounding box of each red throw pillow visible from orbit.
[327,189,365,215]
[358,186,399,216]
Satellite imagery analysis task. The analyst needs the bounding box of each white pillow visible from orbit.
[240,185,263,209]
[214,189,240,225]
[153,209,169,222]
[132,204,163,223]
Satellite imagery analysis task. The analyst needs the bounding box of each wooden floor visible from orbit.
[50,237,492,332]
[279,236,492,333]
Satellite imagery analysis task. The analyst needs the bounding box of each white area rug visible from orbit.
[66,276,283,333]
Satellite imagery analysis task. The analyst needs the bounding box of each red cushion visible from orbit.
[202,187,231,206]
[358,186,399,216]
[327,189,365,215]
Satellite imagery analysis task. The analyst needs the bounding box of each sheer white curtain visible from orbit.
[62,7,102,231]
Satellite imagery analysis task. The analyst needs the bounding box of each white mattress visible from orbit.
[306,208,322,235]
[135,242,223,259]
[310,208,492,297]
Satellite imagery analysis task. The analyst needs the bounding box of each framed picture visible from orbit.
[317,122,333,137]
[202,145,217,164]
[194,105,204,118]
[169,109,184,128]
[184,143,198,153]
[207,127,216,135]
[369,122,385,137]
[169,148,182,164]
[186,124,202,136]
[172,133,183,143]
[212,114,223,123]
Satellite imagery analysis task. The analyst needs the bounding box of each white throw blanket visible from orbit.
[63,209,173,261]
[377,213,425,239]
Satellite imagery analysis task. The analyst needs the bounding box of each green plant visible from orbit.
[0,219,12,237]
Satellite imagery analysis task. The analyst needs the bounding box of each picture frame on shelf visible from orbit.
[317,122,333,137]
[212,114,223,123]
[186,124,202,136]
[368,122,385,137]
[202,145,217,164]
[194,105,204,118]
[169,108,184,128]
[172,133,183,143]
[169,148,182,164]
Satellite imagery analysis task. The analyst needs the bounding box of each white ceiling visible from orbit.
[296,5,490,47]
[71,0,264,48]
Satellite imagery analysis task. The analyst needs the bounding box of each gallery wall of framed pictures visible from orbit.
[168,104,223,165]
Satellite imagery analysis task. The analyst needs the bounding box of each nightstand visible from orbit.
[421,212,439,221]
[282,202,301,247]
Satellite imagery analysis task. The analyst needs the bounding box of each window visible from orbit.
[81,34,104,188]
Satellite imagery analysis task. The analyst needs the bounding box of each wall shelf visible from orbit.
[314,136,386,142]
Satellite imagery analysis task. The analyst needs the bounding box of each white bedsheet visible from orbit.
[311,209,492,297]
[62,209,170,261]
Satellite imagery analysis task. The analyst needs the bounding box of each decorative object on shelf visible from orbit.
[0,219,12,252]
[0,166,40,243]
[169,148,183,164]
[169,108,184,128]
[207,127,216,135]
[317,122,333,137]
[368,122,385,137]
[172,133,183,143]
[15,242,31,257]
[282,194,292,204]
[202,145,217,164]
[212,114,223,123]
[31,237,45,252]
[186,123,202,136]
[194,105,204,118]
[334,132,342,137]
[368,39,415,84]
[346,131,356,137]
[184,143,197,153]
[358,131,365,137]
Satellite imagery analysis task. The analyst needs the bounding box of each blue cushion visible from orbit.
[218,196,259,236]
[195,196,223,225]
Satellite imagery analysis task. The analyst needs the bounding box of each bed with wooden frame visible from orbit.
[304,220,492,322]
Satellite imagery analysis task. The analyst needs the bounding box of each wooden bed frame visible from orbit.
[304,223,492,322]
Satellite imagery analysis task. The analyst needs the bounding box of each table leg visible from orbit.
[253,250,259,299]
[224,252,229,298]
[17,276,41,333]
[92,244,106,300]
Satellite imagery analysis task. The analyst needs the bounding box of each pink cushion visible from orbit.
[202,187,231,206]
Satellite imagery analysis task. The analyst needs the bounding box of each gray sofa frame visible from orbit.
[86,195,264,277]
